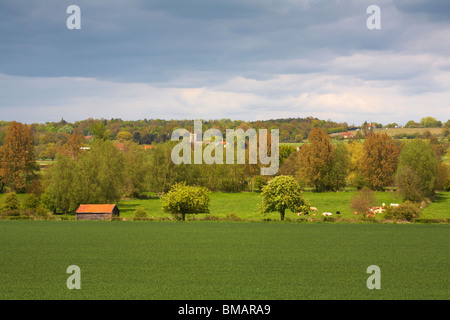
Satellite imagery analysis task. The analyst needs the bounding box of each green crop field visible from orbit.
[0,221,448,300]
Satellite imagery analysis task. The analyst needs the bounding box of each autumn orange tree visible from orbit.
[298,127,334,191]
[360,132,400,190]
[0,121,38,192]
[298,127,348,191]
[60,132,85,160]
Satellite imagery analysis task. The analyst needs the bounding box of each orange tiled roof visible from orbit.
[76,204,117,214]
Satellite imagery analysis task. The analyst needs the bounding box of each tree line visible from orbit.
[0,119,449,215]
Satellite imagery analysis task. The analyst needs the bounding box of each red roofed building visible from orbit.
[341,132,355,139]
[76,204,120,221]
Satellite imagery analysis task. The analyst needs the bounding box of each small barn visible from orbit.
[76,204,120,221]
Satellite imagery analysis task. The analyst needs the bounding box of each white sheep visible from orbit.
[322,212,332,216]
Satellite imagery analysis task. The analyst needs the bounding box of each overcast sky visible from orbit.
[0,0,449,125]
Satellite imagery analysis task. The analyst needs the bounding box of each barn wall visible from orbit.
[76,213,111,221]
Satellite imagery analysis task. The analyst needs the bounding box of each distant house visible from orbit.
[341,132,355,139]
[114,142,124,151]
[75,204,120,221]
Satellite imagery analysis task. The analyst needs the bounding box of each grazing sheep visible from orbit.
[310,207,318,212]
[336,211,340,215]
[390,203,399,207]
[322,212,332,216]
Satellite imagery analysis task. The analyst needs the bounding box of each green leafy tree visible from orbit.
[44,144,58,161]
[43,154,78,214]
[420,117,441,128]
[22,193,41,210]
[328,143,350,191]
[148,142,179,193]
[395,166,424,202]
[44,140,125,213]
[91,121,108,141]
[75,140,125,204]
[161,182,210,221]
[260,175,310,221]
[116,131,133,141]
[385,123,398,128]
[396,139,439,200]
[405,120,421,128]
[122,142,151,197]
[436,163,450,191]
[279,145,296,167]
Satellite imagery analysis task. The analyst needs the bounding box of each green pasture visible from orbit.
[420,192,450,219]
[0,191,448,222]
[119,191,405,221]
[0,221,448,300]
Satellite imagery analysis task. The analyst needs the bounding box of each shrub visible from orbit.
[413,218,443,224]
[385,201,421,221]
[322,216,335,222]
[350,187,376,217]
[34,205,48,217]
[202,215,221,221]
[220,178,248,193]
[252,176,268,192]
[1,209,20,217]
[1,192,20,211]
[226,212,241,221]
[133,206,148,221]
[23,194,41,210]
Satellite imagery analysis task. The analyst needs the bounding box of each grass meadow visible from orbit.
[119,190,419,221]
[0,221,448,300]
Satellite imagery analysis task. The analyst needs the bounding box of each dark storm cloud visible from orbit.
[394,0,450,20]
[0,0,449,124]
[0,0,388,83]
